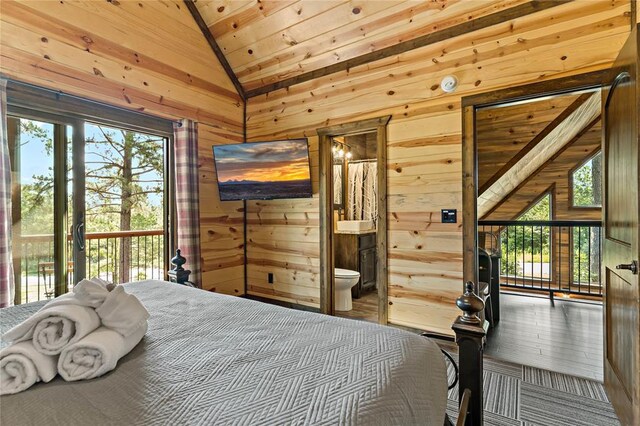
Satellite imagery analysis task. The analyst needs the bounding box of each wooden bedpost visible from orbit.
[452,281,486,426]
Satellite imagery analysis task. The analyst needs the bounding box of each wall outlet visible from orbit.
[268,273,274,284]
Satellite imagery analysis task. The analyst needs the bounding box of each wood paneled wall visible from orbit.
[0,0,245,293]
[198,124,245,294]
[246,0,631,335]
[246,137,321,307]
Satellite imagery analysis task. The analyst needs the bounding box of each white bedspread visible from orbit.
[0,280,447,425]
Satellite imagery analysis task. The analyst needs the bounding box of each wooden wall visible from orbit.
[245,0,631,335]
[0,0,245,293]
[246,137,321,306]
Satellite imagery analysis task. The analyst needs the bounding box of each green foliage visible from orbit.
[500,194,551,277]
[572,226,601,283]
[573,152,602,207]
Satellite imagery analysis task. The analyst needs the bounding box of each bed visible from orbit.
[0,280,449,425]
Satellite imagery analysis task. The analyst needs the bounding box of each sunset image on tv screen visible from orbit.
[213,139,313,201]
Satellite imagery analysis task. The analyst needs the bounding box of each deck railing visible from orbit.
[15,229,165,304]
[478,220,602,297]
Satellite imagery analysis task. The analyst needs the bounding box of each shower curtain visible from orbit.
[347,161,377,227]
[333,164,343,206]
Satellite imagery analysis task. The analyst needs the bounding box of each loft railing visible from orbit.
[15,229,164,304]
[478,220,602,298]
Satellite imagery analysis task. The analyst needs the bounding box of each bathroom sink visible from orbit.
[337,220,374,232]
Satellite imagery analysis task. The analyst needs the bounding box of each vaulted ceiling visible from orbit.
[191,0,536,96]
[476,92,583,190]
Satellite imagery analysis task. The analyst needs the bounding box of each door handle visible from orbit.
[75,222,85,251]
[616,260,638,275]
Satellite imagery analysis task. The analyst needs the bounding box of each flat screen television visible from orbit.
[212,138,313,201]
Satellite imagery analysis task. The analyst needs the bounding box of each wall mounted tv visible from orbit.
[212,138,313,201]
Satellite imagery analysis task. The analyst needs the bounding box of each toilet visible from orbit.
[334,268,360,311]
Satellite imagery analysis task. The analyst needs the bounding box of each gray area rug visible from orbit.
[440,345,619,426]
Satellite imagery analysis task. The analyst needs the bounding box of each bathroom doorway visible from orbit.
[317,116,391,324]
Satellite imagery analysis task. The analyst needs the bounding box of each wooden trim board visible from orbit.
[462,70,609,108]
[183,0,246,101]
[462,105,479,290]
[376,123,389,325]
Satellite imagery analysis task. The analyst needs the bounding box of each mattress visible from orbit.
[0,280,447,425]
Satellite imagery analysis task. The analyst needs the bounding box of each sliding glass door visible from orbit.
[83,122,167,284]
[8,111,171,305]
[8,114,76,303]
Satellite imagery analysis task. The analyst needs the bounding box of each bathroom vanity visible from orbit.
[334,230,376,299]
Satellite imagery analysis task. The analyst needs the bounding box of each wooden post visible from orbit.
[452,281,486,426]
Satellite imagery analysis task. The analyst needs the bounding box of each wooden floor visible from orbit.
[335,290,378,322]
[486,292,604,381]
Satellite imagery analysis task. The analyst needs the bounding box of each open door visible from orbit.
[602,24,639,426]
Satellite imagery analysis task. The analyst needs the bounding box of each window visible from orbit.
[518,192,551,221]
[572,151,602,207]
[7,80,174,304]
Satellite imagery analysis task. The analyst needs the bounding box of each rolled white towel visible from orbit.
[96,285,149,337]
[2,299,101,355]
[58,322,147,381]
[68,278,149,336]
[0,341,58,395]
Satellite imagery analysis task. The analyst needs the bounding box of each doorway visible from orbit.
[317,116,390,324]
[461,71,611,376]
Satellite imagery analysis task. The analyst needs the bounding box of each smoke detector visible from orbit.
[440,75,459,93]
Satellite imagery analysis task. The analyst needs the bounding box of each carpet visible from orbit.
[440,344,620,426]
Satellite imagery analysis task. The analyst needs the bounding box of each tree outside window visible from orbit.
[572,151,602,207]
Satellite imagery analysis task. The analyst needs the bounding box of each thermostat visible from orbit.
[441,209,457,223]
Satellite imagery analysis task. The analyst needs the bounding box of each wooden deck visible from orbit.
[486,292,604,381]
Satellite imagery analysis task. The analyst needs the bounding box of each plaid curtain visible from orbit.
[173,120,201,287]
[0,80,14,307]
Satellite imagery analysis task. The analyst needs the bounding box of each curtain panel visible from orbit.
[0,80,14,307]
[173,120,202,287]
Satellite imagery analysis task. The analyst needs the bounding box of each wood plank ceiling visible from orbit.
[192,0,542,95]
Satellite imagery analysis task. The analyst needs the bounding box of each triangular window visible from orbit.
[572,151,602,207]
[518,192,551,221]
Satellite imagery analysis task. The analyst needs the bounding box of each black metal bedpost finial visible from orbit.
[452,281,487,426]
[168,249,191,285]
[171,249,186,272]
[456,281,485,324]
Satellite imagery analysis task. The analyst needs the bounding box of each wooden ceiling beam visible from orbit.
[184,0,246,101]
[478,92,593,196]
[480,115,601,220]
[244,0,573,98]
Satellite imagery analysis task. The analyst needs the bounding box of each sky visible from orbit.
[213,139,311,183]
